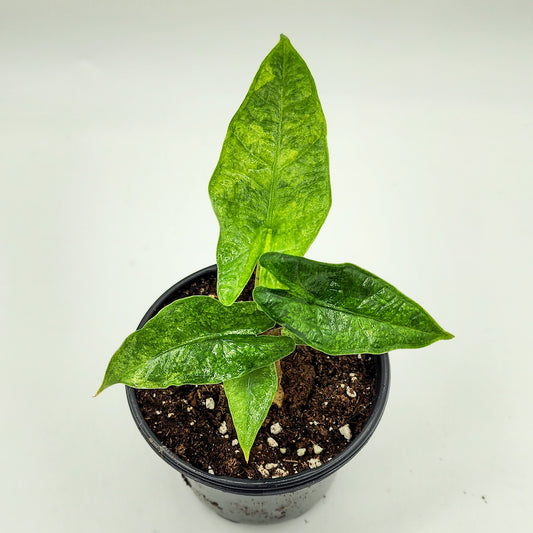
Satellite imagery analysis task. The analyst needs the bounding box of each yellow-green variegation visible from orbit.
[209,35,331,306]
[97,296,295,394]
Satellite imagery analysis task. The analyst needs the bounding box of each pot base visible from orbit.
[185,474,335,523]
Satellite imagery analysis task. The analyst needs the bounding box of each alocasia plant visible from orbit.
[98,35,452,462]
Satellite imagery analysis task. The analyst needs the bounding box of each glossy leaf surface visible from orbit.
[97,296,295,393]
[224,364,278,461]
[209,35,331,305]
[254,253,454,355]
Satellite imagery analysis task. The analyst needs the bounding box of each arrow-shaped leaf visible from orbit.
[209,35,331,305]
[97,296,295,394]
[224,364,278,461]
[254,253,454,355]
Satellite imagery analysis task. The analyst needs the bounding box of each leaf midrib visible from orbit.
[132,330,268,373]
[264,38,287,233]
[276,290,441,335]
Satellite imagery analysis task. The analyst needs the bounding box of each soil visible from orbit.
[135,270,379,480]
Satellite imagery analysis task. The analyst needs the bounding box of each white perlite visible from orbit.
[280,447,287,454]
[208,467,214,475]
[308,458,322,469]
[231,439,239,446]
[205,397,215,410]
[270,422,282,435]
[272,468,289,478]
[297,447,306,457]
[339,424,352,441]
[313,444,323,455]
[346,387,357,398]
[267,437,278,448]
[257,465,270,478]
[218,421,228,435]
[265,463,278,470]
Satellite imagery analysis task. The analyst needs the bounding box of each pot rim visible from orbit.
[126,264,391,496]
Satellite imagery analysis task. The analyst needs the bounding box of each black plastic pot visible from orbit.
[126,265,391,523]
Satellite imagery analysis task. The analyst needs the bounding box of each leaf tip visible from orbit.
[242,446,251,463]
[216,286,236,307]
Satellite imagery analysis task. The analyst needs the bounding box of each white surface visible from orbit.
[2,1,532,531]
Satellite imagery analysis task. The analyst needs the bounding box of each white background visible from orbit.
[2,1,532,531]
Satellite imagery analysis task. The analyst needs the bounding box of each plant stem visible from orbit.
[272,359,284,408]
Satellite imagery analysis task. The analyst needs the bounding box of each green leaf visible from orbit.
[209,35,331,305]
[224,363,278,462]
[97,296,295,394]
[254,253,454,355]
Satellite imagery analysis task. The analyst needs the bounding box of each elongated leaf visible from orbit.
[254,253,454,355]
[224,363,278,461]
[97,296,295,394]
[209,35,331,305]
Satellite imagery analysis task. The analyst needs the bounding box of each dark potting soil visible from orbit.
[135,270,378,480]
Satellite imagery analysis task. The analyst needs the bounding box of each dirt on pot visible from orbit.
[135,271,378,480]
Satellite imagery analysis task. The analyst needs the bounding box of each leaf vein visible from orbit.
[278,135,325,172]
[228,130,271,168]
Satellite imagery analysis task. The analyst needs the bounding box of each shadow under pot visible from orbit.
[126,264,391,524]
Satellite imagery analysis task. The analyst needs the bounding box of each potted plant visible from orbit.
[97,35,452,523]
